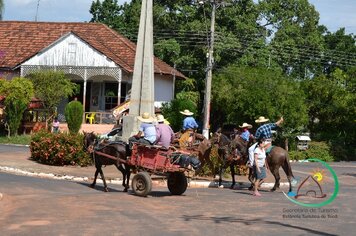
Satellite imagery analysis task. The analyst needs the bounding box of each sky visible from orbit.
[2,0,356,34]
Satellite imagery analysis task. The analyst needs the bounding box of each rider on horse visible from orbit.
[253,116,284,151]
[248,116,284,160]
[179,109,198,149]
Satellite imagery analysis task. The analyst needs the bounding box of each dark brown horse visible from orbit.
[83,132,131,192]
[265,146,294,192]
[212,128,295,192]
[211,129,249,188]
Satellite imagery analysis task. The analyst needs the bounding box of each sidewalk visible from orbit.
[0,144,288,189]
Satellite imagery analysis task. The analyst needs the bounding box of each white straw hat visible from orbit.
[180,109,194,116]
[239,122,252,129]
[255,116,269,123]
[137,112,154,123]
[156,114,165,123]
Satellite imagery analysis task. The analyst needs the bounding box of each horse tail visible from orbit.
[283,152,294,179]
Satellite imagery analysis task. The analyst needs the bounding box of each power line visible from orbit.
[117,28,356,67]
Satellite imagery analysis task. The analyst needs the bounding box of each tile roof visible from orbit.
[0,21,185,78]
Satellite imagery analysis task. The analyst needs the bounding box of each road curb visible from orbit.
[0,165,291,189]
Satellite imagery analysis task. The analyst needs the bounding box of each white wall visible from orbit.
[22,33,117,67]
[154,74,174,104]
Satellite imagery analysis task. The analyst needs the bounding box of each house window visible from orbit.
[68,43,77,65]
[105,83,118,110]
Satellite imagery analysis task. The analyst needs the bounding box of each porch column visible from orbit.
[115,68,122,105]
[82,68,88,123]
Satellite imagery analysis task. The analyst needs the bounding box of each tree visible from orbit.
[302,68,356,160]
[258,0,325,78]
[211,66,309,142]
[0,77,34,136]
[322,28,356,74]
[90,0,122,28]
[27,70,79,124]
[65,101,83,134]
[161,98,197,132]
[89,0,333,92]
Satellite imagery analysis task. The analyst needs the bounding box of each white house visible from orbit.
[0,21,185,123]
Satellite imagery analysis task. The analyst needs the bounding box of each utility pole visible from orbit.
[201,0,230,139]
[202,0,216,139]
[35,0,40,22]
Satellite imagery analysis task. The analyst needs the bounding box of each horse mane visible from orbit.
[219,133,231,147]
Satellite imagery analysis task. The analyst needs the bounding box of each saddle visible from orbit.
[95,139,127,151]
[265,145,274,156]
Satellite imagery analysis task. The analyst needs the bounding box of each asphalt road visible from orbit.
[0,163,355,236]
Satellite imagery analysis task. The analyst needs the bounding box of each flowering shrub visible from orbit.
[30,130,92,166]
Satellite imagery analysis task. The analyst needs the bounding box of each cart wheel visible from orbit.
[131,172,152,197]
[167,172,187,195]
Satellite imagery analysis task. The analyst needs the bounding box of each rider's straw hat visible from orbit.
[137,112,154,123]
[156,114,165,123]
[255,116,269,123]
[156,114,170,125]
[239,122,252,129]
[180,109,194,116]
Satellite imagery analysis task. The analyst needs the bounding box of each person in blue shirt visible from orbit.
[238,122,253,142]
[179,109,198,149]
[128,112,156,149]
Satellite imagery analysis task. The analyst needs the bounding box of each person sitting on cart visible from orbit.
[128,112,156,149]
[179,109,198,149]
[155,114,174,149]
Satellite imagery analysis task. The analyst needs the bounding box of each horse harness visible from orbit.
[89,139,128,163]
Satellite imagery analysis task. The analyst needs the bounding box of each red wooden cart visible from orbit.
[127,143,192,197]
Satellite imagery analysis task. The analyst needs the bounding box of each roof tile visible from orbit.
[0,21,185,78]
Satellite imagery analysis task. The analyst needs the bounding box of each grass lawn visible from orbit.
[0,135,31,145]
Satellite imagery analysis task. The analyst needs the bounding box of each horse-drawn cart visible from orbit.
[84,132,203,197]
[90,140,195,197]
[128,143,190,197]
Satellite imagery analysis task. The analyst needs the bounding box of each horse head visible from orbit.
[83,131,97,153]
[211,128,231,148]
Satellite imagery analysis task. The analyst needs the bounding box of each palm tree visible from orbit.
[0,0,4,20]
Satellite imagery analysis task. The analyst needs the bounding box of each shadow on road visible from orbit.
[342,173,356,177]
[77,182,123,193]
[181,215,337,236]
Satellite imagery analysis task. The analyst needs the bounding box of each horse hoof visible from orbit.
[123,188,128,192]
[229,185,235,189]
[218,185,224,189]
[248,186,254,191]
[104,188,109,192]
[270,188,276,192]
[89,184,95,188]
